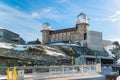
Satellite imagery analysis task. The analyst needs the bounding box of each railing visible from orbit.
[0,64,101,80]
[33,64,101,79]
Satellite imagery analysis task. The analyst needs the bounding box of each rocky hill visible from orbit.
[104,42,120,64]
[0,42,113,67]
[112,46,120,64]
[0,42,67,67]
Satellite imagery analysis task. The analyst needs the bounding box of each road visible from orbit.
[72,76,105,80]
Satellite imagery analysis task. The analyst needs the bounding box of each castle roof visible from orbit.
[50,27,76,34]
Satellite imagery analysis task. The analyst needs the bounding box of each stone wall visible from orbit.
[42,24,88,44]
[87,31,103,51]
[103,40,112,47]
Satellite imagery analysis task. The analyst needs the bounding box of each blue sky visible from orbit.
[0,0,120,42]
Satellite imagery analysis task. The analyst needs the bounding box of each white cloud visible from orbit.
[111,38,120,43]
[32,7,52,17]
[0,26,4,29]
[89,11,120,22]
[90,11,120,22]
[108,11,120,22]
[0,3,42,42]
[42,7,52,13]
[32,12,39,17]
[116,11,120,14]
[31,7,61,19]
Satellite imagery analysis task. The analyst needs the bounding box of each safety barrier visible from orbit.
[33,64,101,79]
[0,64,101,80]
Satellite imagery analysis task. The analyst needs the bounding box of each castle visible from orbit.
[41,12,112,51]
[41,12,89,44]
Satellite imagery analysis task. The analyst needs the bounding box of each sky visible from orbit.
[0,0,120,43]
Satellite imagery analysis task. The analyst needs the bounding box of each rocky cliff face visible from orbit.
[0,44,113,67]
[0,47,60,67]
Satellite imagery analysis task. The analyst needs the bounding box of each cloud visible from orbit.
[90,11,120,22]
[111,38,120,43]
[31,7,62,19]
[32,12,39,17]
[0,3,42,42]
[32,7,52,17]
[108,11,120,22]
[0,26,4,29]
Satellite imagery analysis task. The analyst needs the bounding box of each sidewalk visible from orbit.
[48,73,104,80]
[1,73,103,80]
[24,73,103,80]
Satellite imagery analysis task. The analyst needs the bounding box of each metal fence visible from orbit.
[33,64,101,80]
[0,64,101,80]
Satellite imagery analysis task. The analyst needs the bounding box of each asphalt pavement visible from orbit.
[71,76,105,80]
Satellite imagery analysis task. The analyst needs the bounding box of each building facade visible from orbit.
[86,31,103,51]
[103,40,112,47]
[41,12,89,44]
[0,29,25,44]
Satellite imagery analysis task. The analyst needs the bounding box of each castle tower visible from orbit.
[41,23,52,44]
[76,12,89,40]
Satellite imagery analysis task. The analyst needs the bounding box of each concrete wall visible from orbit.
[103,40,112,47]
[87,31,103,51]
[41,24,88,44]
